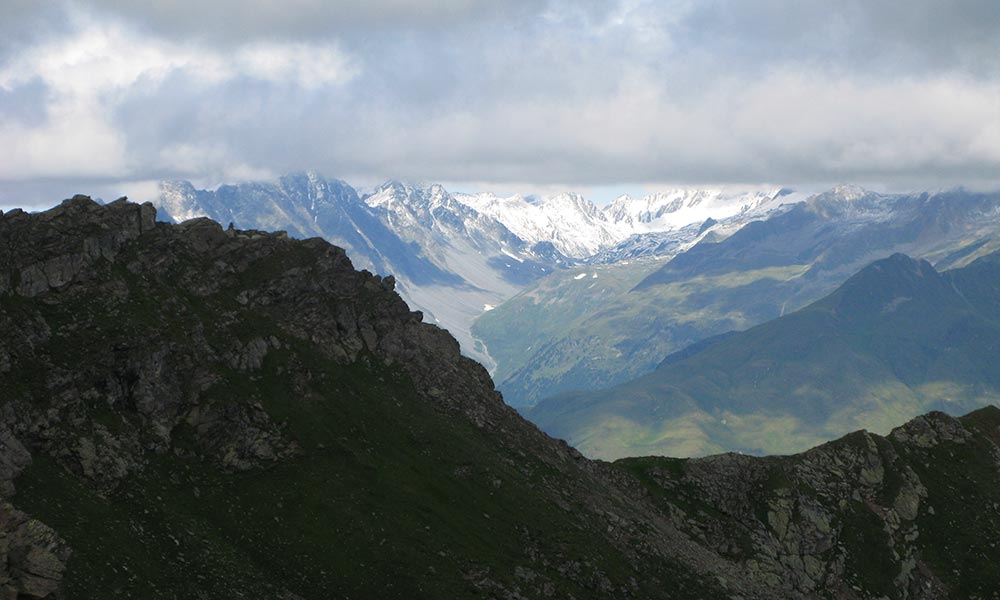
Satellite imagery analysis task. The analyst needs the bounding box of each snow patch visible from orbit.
[501,248,525,263]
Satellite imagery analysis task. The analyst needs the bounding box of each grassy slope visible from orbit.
[915,408,1000,598]
[472,259,665,383]
[531,253,1000,460]
[476,258,811,407]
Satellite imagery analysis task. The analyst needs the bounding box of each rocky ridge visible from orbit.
[0,197,735,598]
[622,408,1000,598]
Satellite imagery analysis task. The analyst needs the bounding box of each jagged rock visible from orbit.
[891,412,972,447]
[0,502,70,599]
[0,431,31,497]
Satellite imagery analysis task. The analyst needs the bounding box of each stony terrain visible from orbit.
[1,197,1000,598]
[622,407,1000,599]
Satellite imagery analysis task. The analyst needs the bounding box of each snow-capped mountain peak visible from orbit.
[827,184,871,201]
[602,188,788,232]
[157,180,207,223]
[453,190,622,258]
[153,174,798,371]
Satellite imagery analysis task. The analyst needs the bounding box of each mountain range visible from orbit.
[530,250,1000,459]
[155,174,790,370]
[4,197,1000,598]
[479,186,1000,406]
[153,176,1000,464]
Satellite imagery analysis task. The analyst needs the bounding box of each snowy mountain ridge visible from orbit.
[153,172,795,370]
[603,187,795,232]
[451,186,795,258]
[452,190,623,258]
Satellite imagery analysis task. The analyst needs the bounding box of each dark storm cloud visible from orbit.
[1,0,999,209]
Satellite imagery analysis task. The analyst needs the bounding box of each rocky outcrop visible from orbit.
[0,429,31,497]
[1,197,156,298]
[0,503,70,599]
[623,409,1000,599]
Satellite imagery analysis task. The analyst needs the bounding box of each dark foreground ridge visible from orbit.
[2,196,1000,598]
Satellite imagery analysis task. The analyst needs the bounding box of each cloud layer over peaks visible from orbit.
[1,0,999,208]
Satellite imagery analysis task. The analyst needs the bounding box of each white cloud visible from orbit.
[235,42,356,89]
[0,11,354,184]
[1,0,1000,209]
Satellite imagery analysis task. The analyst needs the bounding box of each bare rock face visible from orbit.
[0,430,31,497]
[890,411,973,448]
[0,197,422,489]
[4,196,156,298]
[623,408,1000,599]
[0,503,70,599]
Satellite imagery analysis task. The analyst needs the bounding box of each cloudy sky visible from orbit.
[1,0,999,209]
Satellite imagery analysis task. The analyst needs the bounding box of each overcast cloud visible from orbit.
[1,0,999,209]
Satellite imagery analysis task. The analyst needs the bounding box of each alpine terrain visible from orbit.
[531,249,1000,460]
[479,187,1000,406]
[156,175,790,371]
[4,197,1000,598]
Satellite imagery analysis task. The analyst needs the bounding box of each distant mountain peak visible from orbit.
[157,179,206,223]
[844,252,937,286]
[827,184,873,201]
[375,179,408,193]
[814,252,946,322]
[602,188,786,232]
